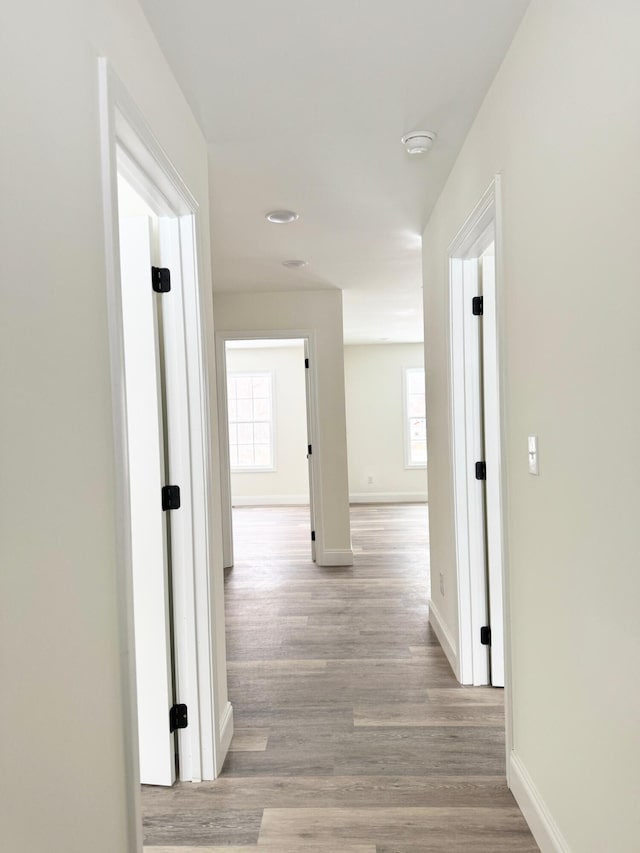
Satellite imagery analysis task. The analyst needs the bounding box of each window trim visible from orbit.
[403,366,427,469]
[227,370,276,473]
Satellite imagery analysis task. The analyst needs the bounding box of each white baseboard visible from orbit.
[215,701,234,776]
[317,548,354,567]
[231,494,309,507]
[509,751,571,853]
[349,492,428,504]
[428,599,459,678]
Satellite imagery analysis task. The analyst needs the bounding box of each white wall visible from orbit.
[421,1,640,850]
[226,344,309,504]
[344,344,427,502]
[0,2,226,850]
[213,290,353,565]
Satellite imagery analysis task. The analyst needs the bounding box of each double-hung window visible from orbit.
[227,372,275,471]
[404,367,427,467]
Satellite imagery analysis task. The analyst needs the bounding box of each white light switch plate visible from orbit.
[528,435,539,475]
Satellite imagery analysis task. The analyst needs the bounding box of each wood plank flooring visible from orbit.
[142,504,537,851]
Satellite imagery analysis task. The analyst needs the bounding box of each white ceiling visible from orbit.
[140,0,529,343]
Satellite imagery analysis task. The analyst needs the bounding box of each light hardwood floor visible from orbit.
[142,504,538,852]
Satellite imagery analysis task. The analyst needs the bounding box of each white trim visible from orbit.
[480,249,505,687]
[231,494,310,507]
[428,599,459,678]
[349,492,428,504]
[176,213,220,781]
[98,59,223,807]
[216,702,235,776]
[494,182,514,776]
[448,180,497,258]
[215,335,234,569]
[509,752,571,853]
[315,548,355,567]
[156,214,200,782]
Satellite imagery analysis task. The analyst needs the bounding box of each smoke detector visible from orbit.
[401,131,436,155]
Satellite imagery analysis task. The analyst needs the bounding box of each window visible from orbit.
[404,367,427,467]
[227,372,275,471]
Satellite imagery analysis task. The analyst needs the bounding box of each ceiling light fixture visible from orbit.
[401,131,436,155]
[266,209,299,224]
[282,259,308,268]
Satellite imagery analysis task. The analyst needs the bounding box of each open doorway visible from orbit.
[449,177,506,690]
[115,161,221,787]
[99,63,227,836]
[117,176,180,787]
[217,337,316,566]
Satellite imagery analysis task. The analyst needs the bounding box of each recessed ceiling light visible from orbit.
[401,131,436,155]
[282,259,308,268]
[266,209,299,224]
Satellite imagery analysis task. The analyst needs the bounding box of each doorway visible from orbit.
[99,61,226,836]
[216,334,319,569]
[117,177,180,786]
[449,177,507,689]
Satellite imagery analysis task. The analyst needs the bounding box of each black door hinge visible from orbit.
[162,484,181,511]
[151,266,171,293]
[308,444,312,455]
[311,530,316,542]
[480,626,492,646]
[475,461,487,480]
[169,703,188,732]
[472,295,483,316]
[305,357,310,368]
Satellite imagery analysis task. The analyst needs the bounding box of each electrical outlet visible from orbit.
[439,572,445,596]
[367,475,374,485]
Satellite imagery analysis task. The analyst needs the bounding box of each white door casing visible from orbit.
[480,249,505,687]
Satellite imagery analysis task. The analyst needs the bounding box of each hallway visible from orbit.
[142,504,537,851]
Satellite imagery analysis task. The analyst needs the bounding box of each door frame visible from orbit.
[98,58,224,848]
[448,175,513,768]
[215,330,321,569]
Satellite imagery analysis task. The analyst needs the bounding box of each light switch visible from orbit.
[528,435,539,475]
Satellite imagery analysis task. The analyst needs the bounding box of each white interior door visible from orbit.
[462,259,491,686]
[480,248,505,686]
[304,339,317,562]
[449,181,506,691]
[119,215,176,786]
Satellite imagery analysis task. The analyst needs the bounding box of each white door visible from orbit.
[304,339,317,562]
[463,260,491,685]
[119,216,176,786]
[450,181,505,690]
